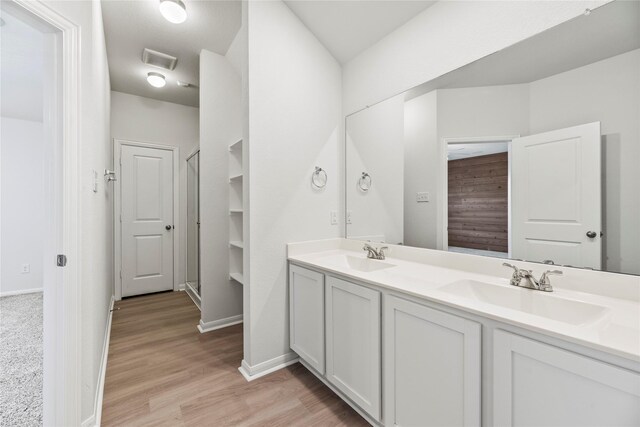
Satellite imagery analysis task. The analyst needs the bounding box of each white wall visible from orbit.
[244,0,342,370]
[110,90,199,289]
[346,95,404,244]
[199,48,243,326]
[342,0,610,115]
[403,91,438,249]
[0,117,44,294]
[42,0,113,423]
[529,49,640,274]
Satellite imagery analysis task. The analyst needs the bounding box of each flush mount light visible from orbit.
[147,72,166,88]
[159,0,187,24]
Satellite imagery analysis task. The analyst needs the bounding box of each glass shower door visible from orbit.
[186,151,200,295]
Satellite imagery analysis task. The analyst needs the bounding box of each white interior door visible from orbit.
[511,122,601,269]
[121,145,174,297]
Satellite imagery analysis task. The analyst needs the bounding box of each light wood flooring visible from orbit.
[102,291,368,426]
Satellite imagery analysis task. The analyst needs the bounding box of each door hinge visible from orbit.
[57,254,67,267]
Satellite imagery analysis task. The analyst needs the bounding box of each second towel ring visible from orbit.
[311,166,327,189]
[358,172,372,192]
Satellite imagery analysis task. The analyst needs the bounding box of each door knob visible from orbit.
[165,225,172,231]
[586,231,597,238]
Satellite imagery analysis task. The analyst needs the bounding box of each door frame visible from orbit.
[5,0,81,425]
[438,135,519,256]
[113,139,180,300]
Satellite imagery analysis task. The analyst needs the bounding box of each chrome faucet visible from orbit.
[503,263,562,292]
[363,244,389,260]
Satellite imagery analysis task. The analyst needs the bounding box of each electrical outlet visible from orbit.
[346,211,353,224]
[21,264,30,274]
[330,211,338,225]
[416,192,430,203]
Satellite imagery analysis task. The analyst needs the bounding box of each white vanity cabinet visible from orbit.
[326,276,381,421]
[289,265,325,374]
[493,330,640,427]
[384,296,482,427]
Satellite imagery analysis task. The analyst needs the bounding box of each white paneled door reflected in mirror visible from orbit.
[345,0,640,276]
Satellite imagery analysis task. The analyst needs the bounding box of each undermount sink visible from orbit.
[439,280,609,326]
[322,254,396,273]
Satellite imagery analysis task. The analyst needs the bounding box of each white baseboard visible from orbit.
[176,282,186,291]
[238,352,299,382]
[185,283,201,310]
[81,295,115,427]
[197,314,243,333]
[0,287,43,297]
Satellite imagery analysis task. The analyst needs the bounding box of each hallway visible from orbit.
[102,292,367,426]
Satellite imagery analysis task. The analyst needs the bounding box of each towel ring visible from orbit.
[358,172,372,192]
[311,166,327,189]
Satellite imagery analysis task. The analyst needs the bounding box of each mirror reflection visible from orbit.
[345,0,639,275]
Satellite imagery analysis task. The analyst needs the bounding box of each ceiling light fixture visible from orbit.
[147,72,166,88]
[159,0,187,24]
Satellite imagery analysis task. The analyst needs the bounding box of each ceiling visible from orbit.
[448,142,508,161]
[284,0,436,64]
[406,0,640,101]
[101,0,241,107]
[0,9,44,122]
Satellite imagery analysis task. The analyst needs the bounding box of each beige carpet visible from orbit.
[0,292,43,427]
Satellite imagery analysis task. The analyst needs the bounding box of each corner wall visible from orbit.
[243,0,342,372]
[199,49,243,327]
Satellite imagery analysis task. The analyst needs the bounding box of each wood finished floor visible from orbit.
[102,291,368,426]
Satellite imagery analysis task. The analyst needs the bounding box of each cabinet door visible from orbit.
[384,295,481,427]
[289,265,325,374]
[326,276,381,421]
[493,330,640,427]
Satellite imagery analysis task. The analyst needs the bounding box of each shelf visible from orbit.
[229,209,243,214]
[229,139,243,151]
[229,174,243,183]
[229,272,244,285]
[229,240,244,249]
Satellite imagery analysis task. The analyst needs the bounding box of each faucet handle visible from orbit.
[503,262,519,272]
[378,246,389,259]
[539,269,562,291]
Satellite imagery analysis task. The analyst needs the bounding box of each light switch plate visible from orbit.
[21,264,30,274]
[330,211,338,225]
[416,192,430,203]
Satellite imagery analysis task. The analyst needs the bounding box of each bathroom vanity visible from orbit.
[288,239,640,427]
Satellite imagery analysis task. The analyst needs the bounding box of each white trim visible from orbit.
[197,315,243,333]
[7,1,82,425]
[237,352,300,382]
[185,282,201,310]
[0,288,43,297]
[113,139,181,300]
[81,296,114,427]
[439,135,518,255]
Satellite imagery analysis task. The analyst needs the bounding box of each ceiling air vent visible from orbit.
[142,48,177,71]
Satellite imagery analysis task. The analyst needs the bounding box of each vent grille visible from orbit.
[142,48,177,71]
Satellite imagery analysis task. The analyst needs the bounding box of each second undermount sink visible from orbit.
[322,254,396,273]
[439,280,609,326]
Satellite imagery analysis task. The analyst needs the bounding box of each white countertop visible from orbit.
[288,240,640,363]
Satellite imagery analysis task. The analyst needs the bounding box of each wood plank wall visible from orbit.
[448,152,508,252]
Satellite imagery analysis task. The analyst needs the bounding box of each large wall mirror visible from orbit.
[345,0,639,276]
